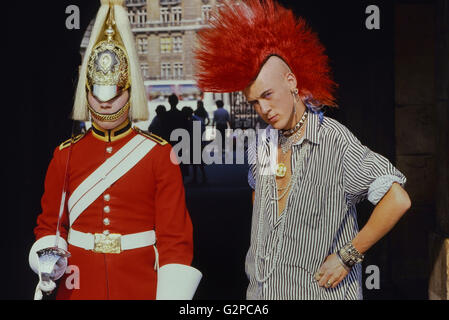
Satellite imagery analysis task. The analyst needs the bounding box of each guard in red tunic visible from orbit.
[28,0,201,300]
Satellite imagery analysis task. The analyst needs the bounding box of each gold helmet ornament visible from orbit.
[72,0,148,122]
[87,8,130,103]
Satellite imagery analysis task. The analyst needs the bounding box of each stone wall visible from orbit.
[394,1,449,299]
[392,4,437,298]
[429,0,449,300]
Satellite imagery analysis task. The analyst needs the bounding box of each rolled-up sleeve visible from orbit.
[342,127,406,207]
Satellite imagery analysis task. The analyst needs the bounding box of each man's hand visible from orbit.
[315,253,349,289]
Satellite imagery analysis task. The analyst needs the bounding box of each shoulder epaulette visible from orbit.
[59,133,86,150]
[134,127,168,146]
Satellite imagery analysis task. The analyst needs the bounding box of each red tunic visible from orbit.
[34,120,193,299]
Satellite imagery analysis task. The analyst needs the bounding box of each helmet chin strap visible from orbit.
[88,100,130,122]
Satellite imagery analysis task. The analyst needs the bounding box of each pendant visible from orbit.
[275,163,287,177]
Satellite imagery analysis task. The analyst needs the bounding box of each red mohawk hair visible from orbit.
[194,0,337,107]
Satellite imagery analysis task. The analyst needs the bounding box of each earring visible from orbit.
[291,88,300,103]
[292,89,297,115]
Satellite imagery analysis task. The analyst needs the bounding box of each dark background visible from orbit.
[2,0,439,300]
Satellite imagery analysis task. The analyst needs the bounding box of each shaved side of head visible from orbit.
[258,55,292,85]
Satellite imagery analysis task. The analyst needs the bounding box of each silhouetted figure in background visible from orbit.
[159,94,190,179]
[184,106,207,184]
[181,106,194,181]
[212,100,230,151]
[148,104,166,136]
[194,100,210,126]
[161,93,185,144]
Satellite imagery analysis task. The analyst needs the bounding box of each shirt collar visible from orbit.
[299,109,321,145]
[91,118,132,142]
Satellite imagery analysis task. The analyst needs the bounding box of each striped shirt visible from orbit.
[246,109,406,300]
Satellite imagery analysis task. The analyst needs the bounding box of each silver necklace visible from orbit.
[254,142,310,284]
[279,123,306,155]
[275,112,308,178]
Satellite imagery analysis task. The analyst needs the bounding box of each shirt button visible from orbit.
[106,146,113,153]
[103,230,110,236]
[103,218,110,226]
[103,194,110,202]
[103,205,111,214]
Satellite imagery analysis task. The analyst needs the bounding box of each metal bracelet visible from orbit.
[336,250,351,272]
[338,242,365,268]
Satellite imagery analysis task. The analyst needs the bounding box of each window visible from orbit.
[141,63,149,79]
[173,36,182,53]
[161,63,171,79]
[201,5,212,22]
[173,63,183,79]
[128,11,136,25]
[172,7,182,23]
[137,8,147,26]
[160,37,172,54]
[137,37,148,54]
[160,7,170,23]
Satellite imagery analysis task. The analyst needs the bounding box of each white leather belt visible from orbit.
[68,228,156,254]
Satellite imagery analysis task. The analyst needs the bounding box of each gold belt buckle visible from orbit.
[93,233,122,254]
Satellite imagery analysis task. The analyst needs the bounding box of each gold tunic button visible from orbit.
[103,218,110,226]
[104,205,111,214]
[103,194,110,202]
[106,146,113,153]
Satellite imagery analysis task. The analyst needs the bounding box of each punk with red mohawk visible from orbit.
[195,0,337,107]
[195,0,411,301]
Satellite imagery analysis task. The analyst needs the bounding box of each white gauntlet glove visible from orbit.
[156,264,202,300]
[29,235,69,300]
